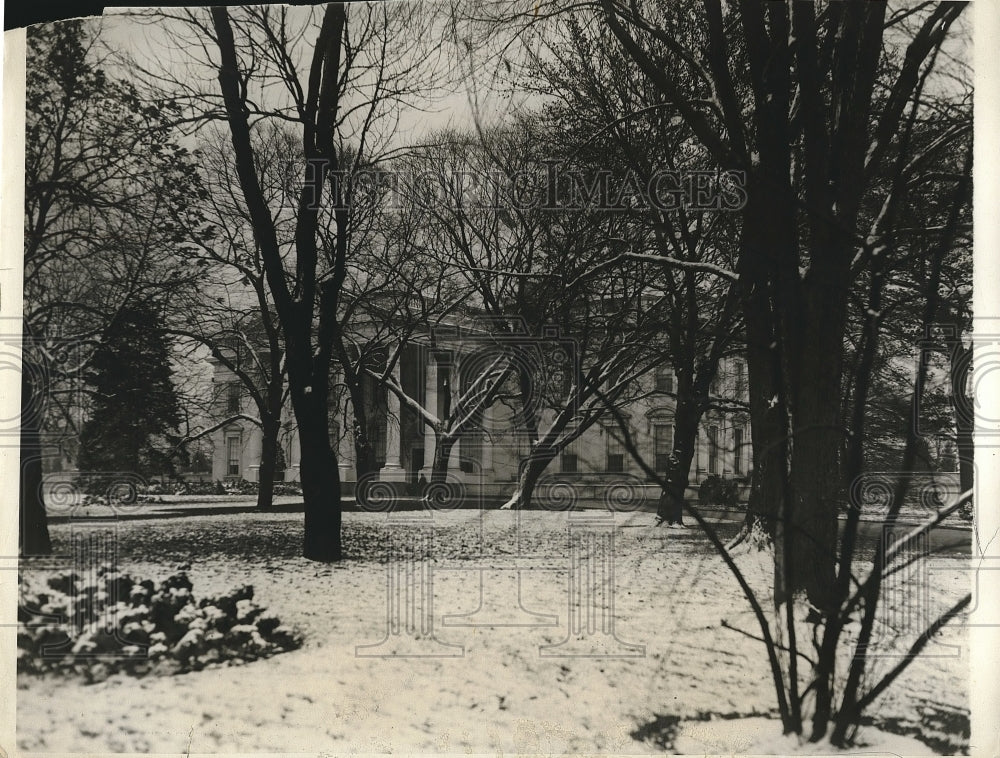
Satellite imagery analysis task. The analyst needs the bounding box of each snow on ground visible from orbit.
[16,510,970,753]
[671,716,935,754]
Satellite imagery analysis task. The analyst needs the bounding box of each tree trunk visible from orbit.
[732,468,771,543]
[787,389,841,614]
[256,415,280,510]
[430,434,456,484]
[346,380,379,481]
[331,328,378,482]
[353,431,379,481]
[657,397,700,525]
[502,445,559,510]
[795,236,853,741]
[517,361,541,448]
[787,228,851,616]
[295,398,342,561]
[736,207,787,549]
[210,4,344,563]
[949,340,974,493]
[286,343,342,561]
[20,367,51,556]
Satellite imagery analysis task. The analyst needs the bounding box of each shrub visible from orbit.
[18,566,302,683]
[698,475,740,508]
[80,493,158,508]
[222,479,258,495]
[168,480,247,496]
[173,482,216,495]
[171,480,225,496]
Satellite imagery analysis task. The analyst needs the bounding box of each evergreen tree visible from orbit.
[78,302,184,482]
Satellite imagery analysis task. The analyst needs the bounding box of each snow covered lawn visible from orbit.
[17,510,970,753]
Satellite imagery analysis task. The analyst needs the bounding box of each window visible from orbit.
[606,431,625,473]
[735,360,746,398]
[654,423,673,473]
[226,382,241,414]
[708,425,719,474]
[734,426,744,475]
[226,435,241,477]
[655,364,674,393]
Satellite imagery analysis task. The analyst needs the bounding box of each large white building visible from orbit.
[210,326,751,503]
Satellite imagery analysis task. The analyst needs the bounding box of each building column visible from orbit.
[419,354,438,480]
[338,416,355,484]
[289,427,302,483]
[381,355,406,482]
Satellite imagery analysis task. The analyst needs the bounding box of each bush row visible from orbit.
[77,479,304,500]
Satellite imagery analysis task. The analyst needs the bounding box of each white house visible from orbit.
[209,322,751,502]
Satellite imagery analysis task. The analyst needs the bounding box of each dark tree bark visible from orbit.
[353,435,379,481]
[733,188,790,550]
[347,377,379,481]
[211,6,347,561]
[949,340,974,493]
[294,388,342,561]
[516,362,541,450]
[20,366,52,556]
[430,435,457,484]
[256,414,281,510]
[506,445,560,511]
[331,327,379,482]
[656,394,700,526]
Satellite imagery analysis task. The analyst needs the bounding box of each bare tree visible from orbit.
[22,19,209,553]
[402,121,671,508]
[132,3,445,560]
[165,124,297,510]
[456,0,971,741]
[528,13,746,525]
[587,0,970,741]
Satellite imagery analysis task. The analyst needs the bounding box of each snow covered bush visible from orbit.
[222,479,259,495]
[17,566,302,683]
[697,475,740,508]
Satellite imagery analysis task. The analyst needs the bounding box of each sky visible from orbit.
[96,4,540,149]
[73,2,974,158]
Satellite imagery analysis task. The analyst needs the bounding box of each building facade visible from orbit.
[210,334,751,502]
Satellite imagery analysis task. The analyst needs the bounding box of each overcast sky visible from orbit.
[96,4,542,151]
